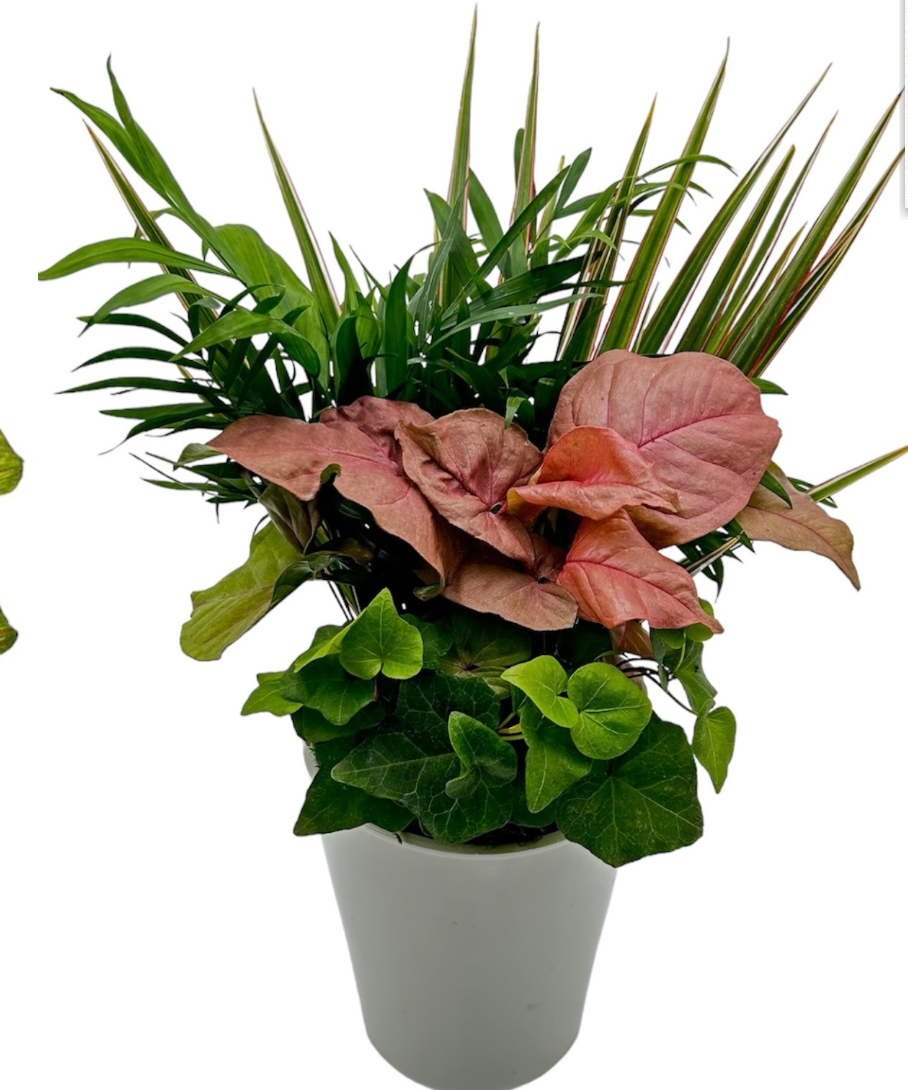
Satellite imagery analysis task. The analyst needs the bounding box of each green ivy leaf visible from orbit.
[292,702,385,745]
[692,705,737,792]
[281,655,375,726]
[180,522,302,661]
[395,672,499,749]
[556,715,703,867]
[241,671,302,716]
[294,736,412,837]
[445,712,518,799]
[339,589,423,680]
[674,640,718,717]
[438,608,531,696]
[501,656,578,728]
[402,615,454,668]
[521,703,593,813]
[290,623,349,670]
[566,663,652,760]
[0,606,17,654]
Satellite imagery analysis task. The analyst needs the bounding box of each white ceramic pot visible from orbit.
[321,821,616,1090]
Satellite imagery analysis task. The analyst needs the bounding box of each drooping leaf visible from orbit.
[86,273,216,326]
[210,399,457,581]
[521,703,593,813]
[558,512,722,632]
[510,425,678,521]
[501,655,578,728]
[397,409,542,563]
[736,469,859,588]
[556,715,703,866]
[692,706,737,792]
[280,654,375,726]
[38,237,229,280]
[566,662,653,760]
[443,536,579,632]
[445,712,518,799]
[180,522,302,661]
[295,736,411,836]
[339,588,424,680]
[549,350,781,546]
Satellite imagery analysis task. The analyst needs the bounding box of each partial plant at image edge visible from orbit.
[38,17,906,866]
[0,428,23,653]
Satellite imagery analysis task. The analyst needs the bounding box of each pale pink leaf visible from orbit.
[549,349,782,546]
[398,408,542,563]
[736,471,859,589]
[210,399,457,581]
[443,535,579,632]
[558,511,723,632]
[510,425,678,521]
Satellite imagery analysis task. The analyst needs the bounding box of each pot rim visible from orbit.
[352,821,567,858]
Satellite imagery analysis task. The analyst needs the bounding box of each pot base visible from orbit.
[322,824,615,1090]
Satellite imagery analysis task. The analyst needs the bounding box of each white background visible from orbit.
[5,1,907,1087]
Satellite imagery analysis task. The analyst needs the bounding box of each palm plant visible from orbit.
[37,19,905,864]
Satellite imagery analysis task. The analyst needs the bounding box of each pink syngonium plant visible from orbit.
[210,349,856,634]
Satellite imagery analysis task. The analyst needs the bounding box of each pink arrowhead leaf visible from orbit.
[736,470,859,589]
[509,425,679,521]
[549,350,782,547]
[443,535,579,632]
[209,398,457,581]
[397,408,543,563]
[558,511,723,632]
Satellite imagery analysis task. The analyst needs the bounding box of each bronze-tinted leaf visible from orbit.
[549,350,782,546]
[210,398,457,581]
[443,535,578,632]
[558,512,722,632]
[736,470,859,588]
[398,408,542,563]
[510,425,678,521]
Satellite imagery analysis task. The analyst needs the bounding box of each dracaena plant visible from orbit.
[38,18,906,866]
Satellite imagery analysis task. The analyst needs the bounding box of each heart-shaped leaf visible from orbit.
[445,712,518,798]
[558,512,722,632]
[549,350,781,546]
[241,671,302,717]
[501,655,578,728]
[692,706,737,792]
[436,607,531,696]
[339,588,423,680]
[281,655,375,726]
[397,408,542,563]
[521,703,593,813]
[556,715,704,867]
[510,426,678,521]
[736,469,859,588]
[566,662,653,760]
[292,702,385,745]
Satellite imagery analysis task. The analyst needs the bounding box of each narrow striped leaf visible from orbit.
[508,26,540,274]
[39,238,229,280]
[87,273,219,325]
[809,443,908,502]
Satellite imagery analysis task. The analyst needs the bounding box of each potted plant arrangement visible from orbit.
[38,17,905,1090]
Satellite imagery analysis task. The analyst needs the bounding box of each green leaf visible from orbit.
[281,654,375,726]
[339,589,423,680]
[86,273,218,326]
[254,95,340,331]
[674,640,718,717]
[241,671,301,716]
[445,712,518,799]
[508,26,540,274]
[271,551,356,606]
[292,702,385,745]
[38,238,229,280]
[401,615,454,668]
[395,672,499,748]
[692,706,737,792]
[0,429,23,495]
[809,443,908,503]
[566,663,653,761]
[295,736,411,837]
[290,622,349,670]
[501,656,578,728]
[180,522,302,661]
[557,715,703,866]
[0,606,17,655]
[522,703,593,813]
[437,608,531,696]
[759,468,792,508]
[332,728,513,844]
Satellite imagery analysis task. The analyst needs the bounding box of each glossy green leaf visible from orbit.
[566,663,652,760]
[339,589,424,680]
[39,238,228,280]
[295,736,411,836]
[0,429,23,495]
[557,715,703,866]
[692,706,737,792]
[437,609,531,696]
[446,712,518,799]
[292,702,385,745]
[501,656,578,728]
[809,443,908,502]
[180,522,301,661]
[522,703,592,813]
[241,671,302,716]
[86,274,217,326]
[281,654,375,726]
